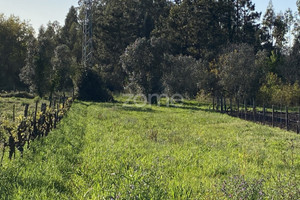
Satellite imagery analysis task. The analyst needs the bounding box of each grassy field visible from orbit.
[0,96,49,121]
[0,97,299,199]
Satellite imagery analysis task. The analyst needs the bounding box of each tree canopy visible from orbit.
[0,0,299,105]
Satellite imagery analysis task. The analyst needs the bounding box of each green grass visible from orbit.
[0,97,299,199]
[0,96,49,121]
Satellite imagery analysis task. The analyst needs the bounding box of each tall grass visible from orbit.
[0,98,299,199]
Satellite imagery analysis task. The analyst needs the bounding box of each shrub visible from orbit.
[257,73,300,106]
[77,69,113,102]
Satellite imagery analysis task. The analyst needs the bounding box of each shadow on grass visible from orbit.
[121,106,155,113]
[76,99,217,114]
[158,103,218,114]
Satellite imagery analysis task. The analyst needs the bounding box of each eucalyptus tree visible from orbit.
[92,0,171,91]
[20,22,60,97]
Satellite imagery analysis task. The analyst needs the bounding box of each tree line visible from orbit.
[0,0,300,105]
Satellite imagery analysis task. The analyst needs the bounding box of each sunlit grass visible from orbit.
[0,96,299,199]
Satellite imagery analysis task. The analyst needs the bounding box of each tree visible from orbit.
[60,6,81,63]
[19,37,37,93]
[51,45,75,92]
[279,37,300,84]
[77,68,113,102]
[93,0,169,91]
[0,14,34,91]
[162,54,204,98]
[166,0,224,59]
[263,1,275,41]
[20,22,59,97]
[273,13,287,50]
[35,23,59,96]
[121,37,167,104]
[218,44,262,100]
[284,9,294,50]
[218,0,261,46]
[257,72,300,106]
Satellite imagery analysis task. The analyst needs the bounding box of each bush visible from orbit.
[77,69,113,102]
[257,73,300,106]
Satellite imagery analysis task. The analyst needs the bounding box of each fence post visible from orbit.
[244,100,247,120]
[298,107,300,134]
[272,105,274,127]
[33,101,38,138]
[286,106,289,131]
[237,100,240,118]
[221,96,224,113]
[280,105,282,128]
[224,98,227,113]
[49,95,52,108]
[212,96,215,111]
[13,104,15,122]
[230,98,233,115]
[63,93,66,108]
[24,104,29,117]
[263,104,266,123]
[253,99,256,122]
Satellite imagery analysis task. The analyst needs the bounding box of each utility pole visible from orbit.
[80,0,93,70]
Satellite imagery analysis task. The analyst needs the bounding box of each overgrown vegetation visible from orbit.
[1,0,300,106]
[0,97,299,199]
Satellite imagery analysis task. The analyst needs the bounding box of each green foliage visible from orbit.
[51,45,75,92]
[258,73,300,106]
[60,6,81,63]
[218,44,262,99]
[77,69,113,102]
[273,14,288,49]
[93,0,169,91]
[121,37,167,103]
[1,0,299,106]
[162,54,205,97]
[0,14,34,91]
[19,22,60,97]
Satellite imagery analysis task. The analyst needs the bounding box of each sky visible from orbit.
[0,0,298,33]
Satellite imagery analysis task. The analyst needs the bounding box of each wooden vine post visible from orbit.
[272,105,274,127]
[244,100,247,120]
[13,104,15,122]
[0,96,73,162]
[252,99,256,122]
[230,98,233,115]
[263,104,266,123]
[286,106,289,131]
[237,100,240,118]
[33,101,38,138]
[298,107,300,134]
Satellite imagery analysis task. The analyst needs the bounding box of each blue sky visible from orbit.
[0,0,298,33]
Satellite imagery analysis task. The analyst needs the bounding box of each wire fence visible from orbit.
[212,97,300,134]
